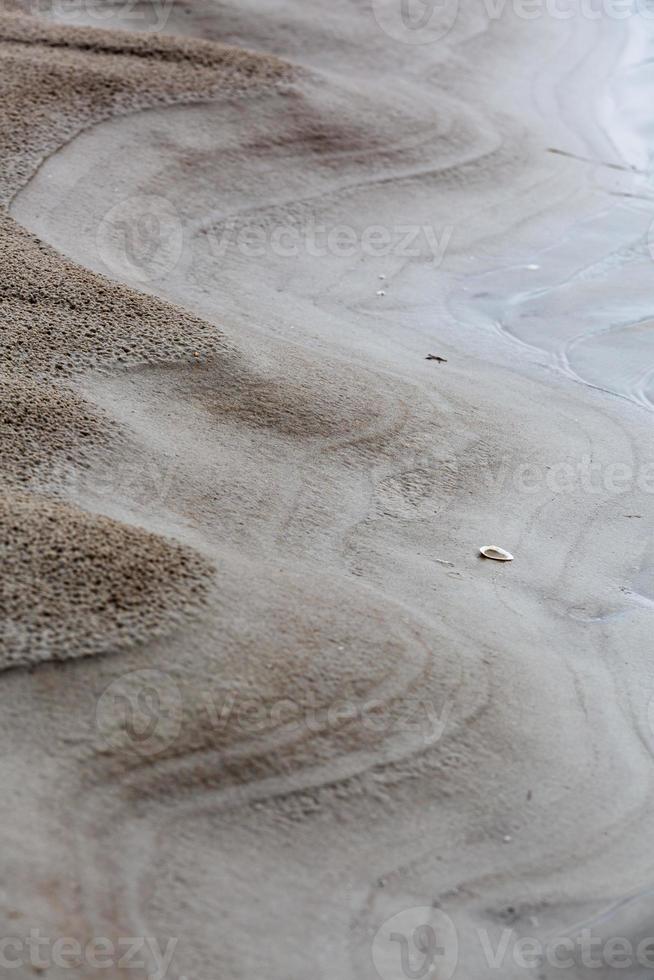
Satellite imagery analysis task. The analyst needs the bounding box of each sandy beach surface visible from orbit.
[2,0,654,977]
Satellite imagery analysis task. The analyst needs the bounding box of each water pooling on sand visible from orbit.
[450,11,654,410]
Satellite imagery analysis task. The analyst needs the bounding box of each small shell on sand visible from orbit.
[480,545,514,561]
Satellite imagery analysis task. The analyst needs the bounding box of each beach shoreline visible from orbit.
[2,1,654,977]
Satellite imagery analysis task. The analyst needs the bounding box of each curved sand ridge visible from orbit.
[0,11,292,667]
[1,491,209,667]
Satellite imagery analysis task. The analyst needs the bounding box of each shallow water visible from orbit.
[450,12,654,410]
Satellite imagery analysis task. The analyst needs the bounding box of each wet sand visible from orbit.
[2,1,654,978]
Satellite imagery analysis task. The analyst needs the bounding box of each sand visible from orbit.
[0,9,292,668]
[2,0,654,978]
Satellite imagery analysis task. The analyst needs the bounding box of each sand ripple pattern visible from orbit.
[0,12,292,668]
[4,4,654,980]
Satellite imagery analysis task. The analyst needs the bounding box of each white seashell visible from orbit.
[479,545,514,562]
